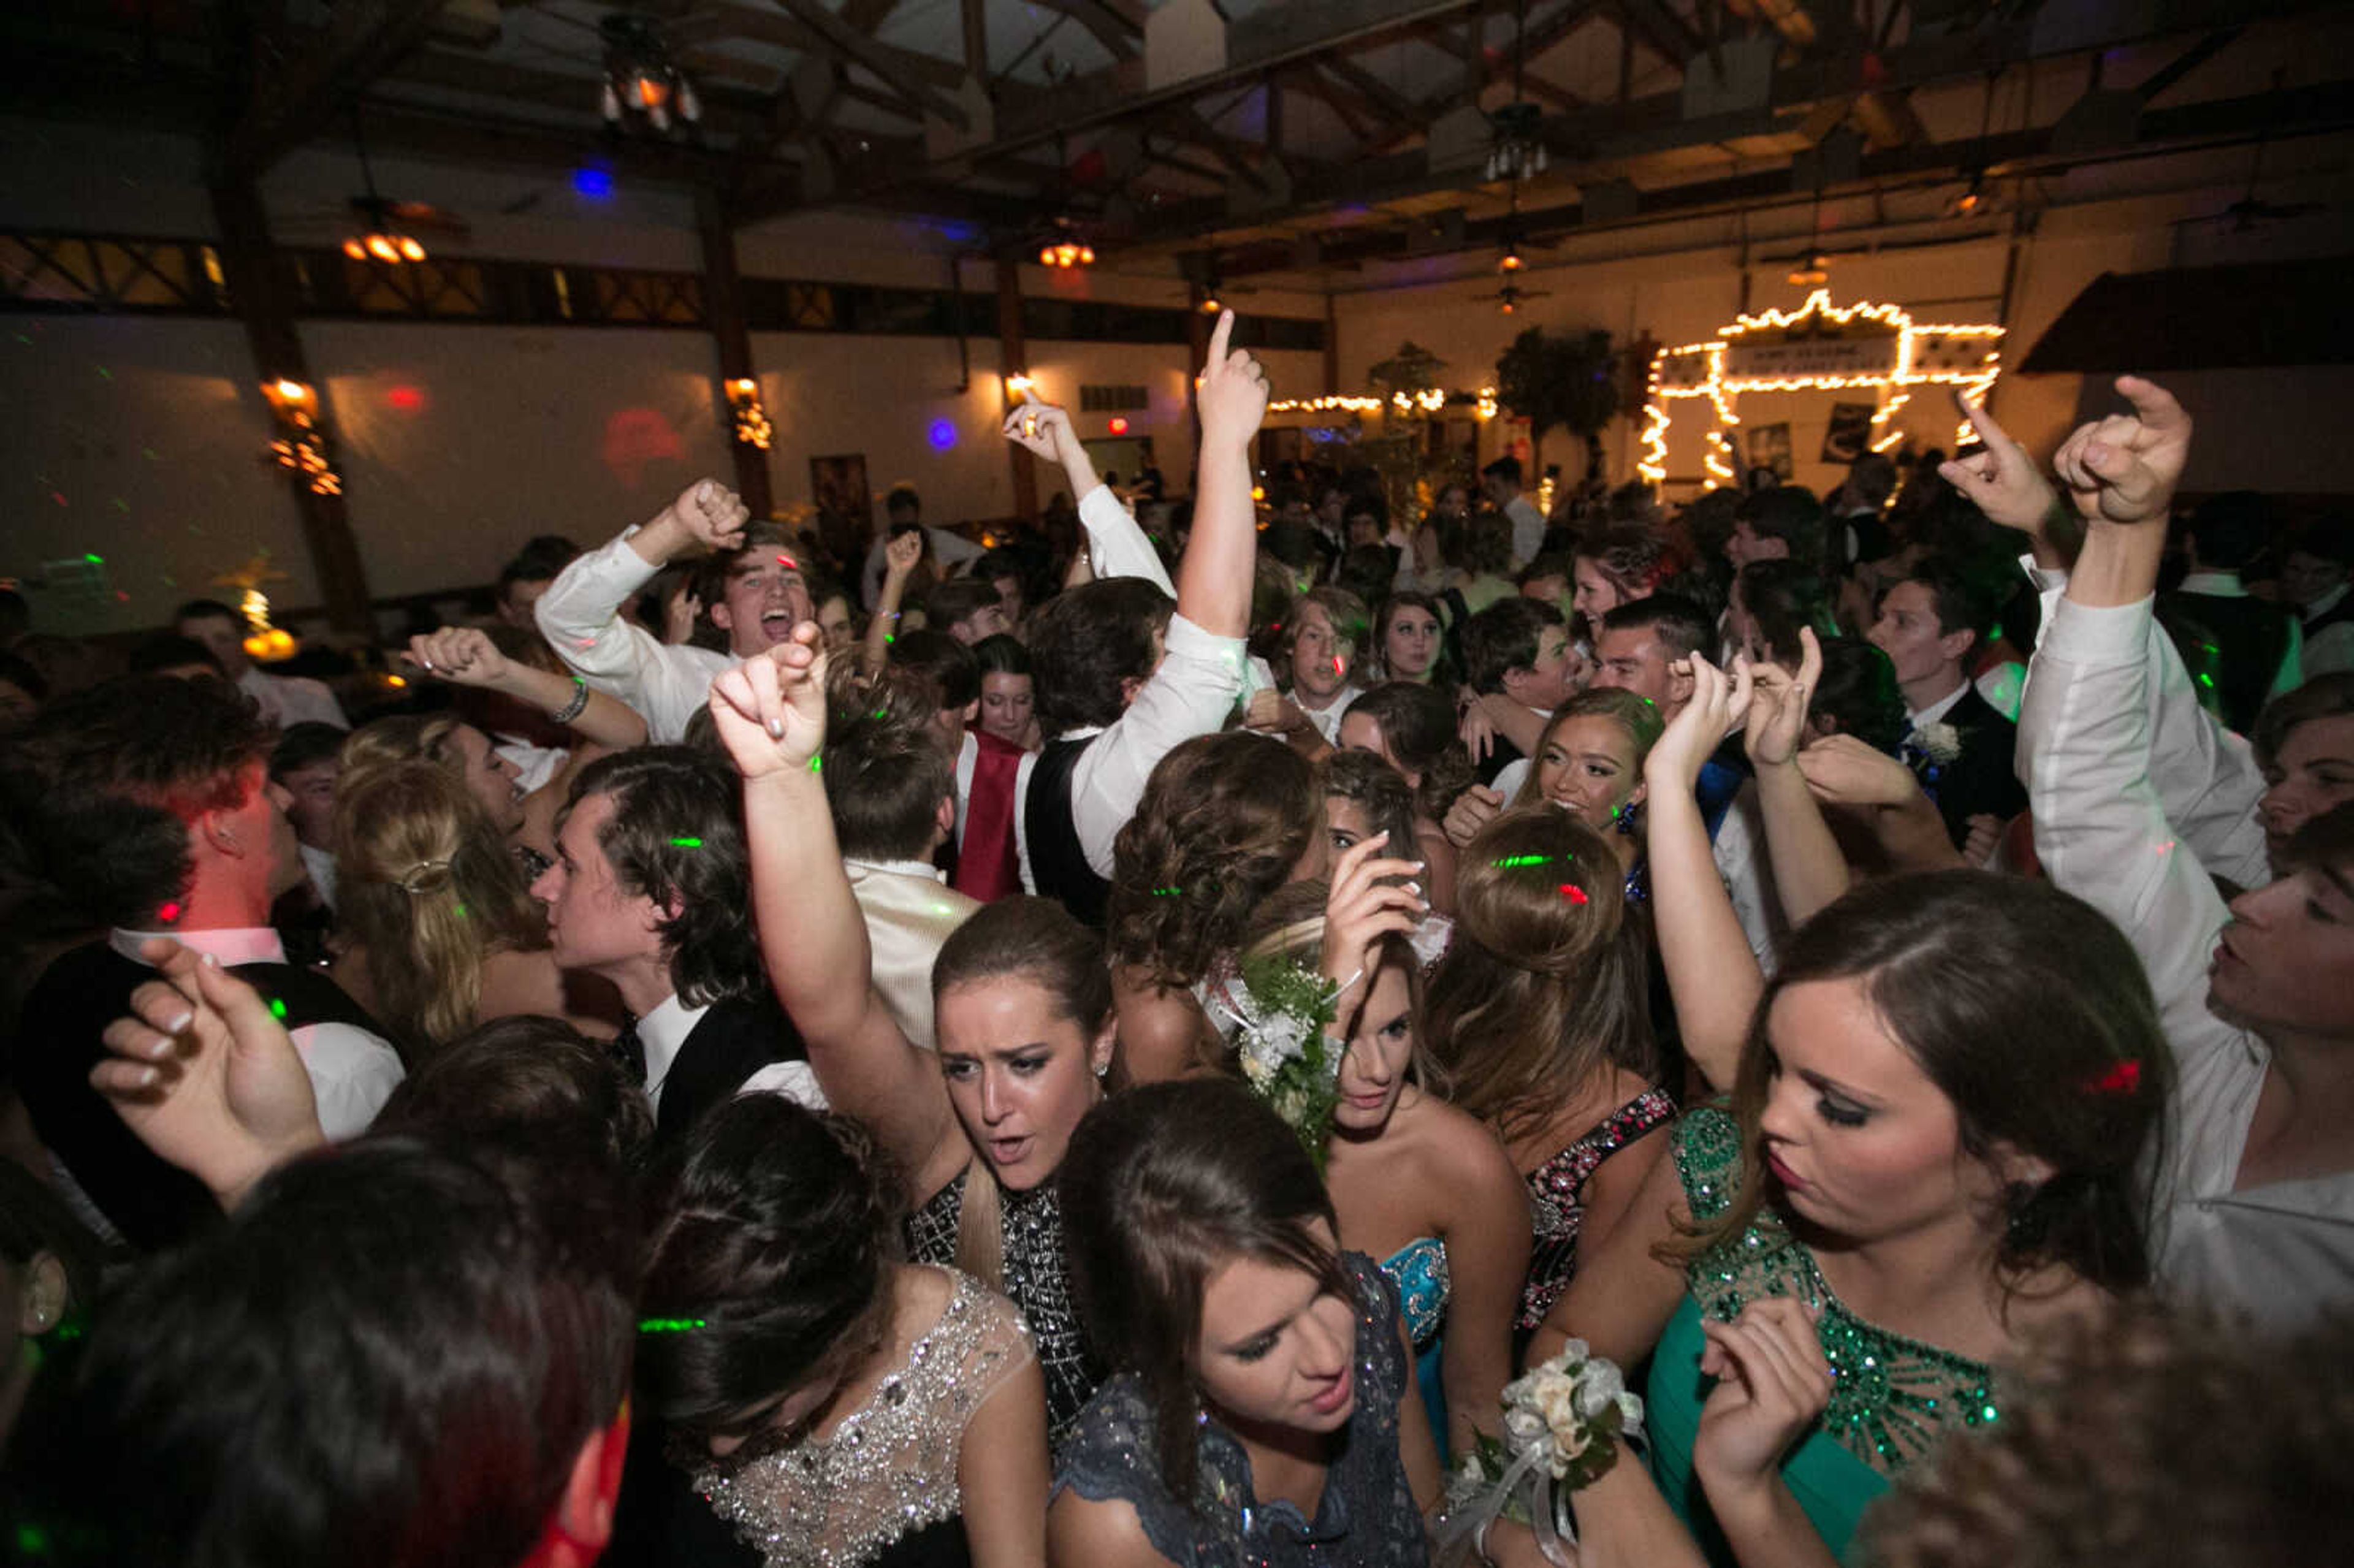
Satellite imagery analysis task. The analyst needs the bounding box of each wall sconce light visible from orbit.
[725,376,772,450]
[259,378,342,496]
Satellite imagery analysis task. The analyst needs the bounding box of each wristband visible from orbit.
[549,675,590,725]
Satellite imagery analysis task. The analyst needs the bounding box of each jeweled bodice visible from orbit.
[1675,1106,2002,1474]
[1380,1236,1449,1353]
[1517,1086,1678,1330]
[691,1271,1034,1568]
[906,1166,1102,1447]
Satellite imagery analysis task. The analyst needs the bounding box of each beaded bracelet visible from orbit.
[549,675,590,725]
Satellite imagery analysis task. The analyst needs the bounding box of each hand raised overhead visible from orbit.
[1000,400,1073,463]
[654,479,752,554]
[1195,309,1270,449]
[708,620,828,782]
[1938,390,2061,535]
[1320,831,1426,994]
[883,528,925,580]
[1744,627,1823,771]
[406,625,511,688]
[2051,375,2192,527]
[1647,653,1754,797]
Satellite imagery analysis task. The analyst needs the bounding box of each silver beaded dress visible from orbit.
[905,1165,1105,1449]
[688,1269,1035,1568]
[1051,1252,1430,1567]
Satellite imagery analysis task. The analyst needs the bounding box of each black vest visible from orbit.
[651,992,810,1147]
[1023,735,1111,929]
[13,941,381,1251]
[2163,589,2294,734]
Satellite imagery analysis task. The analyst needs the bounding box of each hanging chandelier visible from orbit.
[599,13,701,134]
[1485,102,1548,184]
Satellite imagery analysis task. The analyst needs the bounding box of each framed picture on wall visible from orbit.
[1821,402,1876,464]
[1745,422,1794,482]
[810,454,872,529]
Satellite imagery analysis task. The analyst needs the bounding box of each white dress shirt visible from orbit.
[298,842,338,913]
[1012,485,1244,889]
[634,991,825,1113]
[2020,592,2354,1333]
[2297,582,2353,679]
[237,667,347,730]
[844,857,981,1050]
[1296,684,1363,747]
[535,527,731,743]
[109,926,402,1139]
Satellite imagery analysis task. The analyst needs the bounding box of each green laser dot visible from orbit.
[809,756,823,774]
[669,836,703,847]
[83,552,104,564]
[269,997,288,1019]
[638,1317,706,1333]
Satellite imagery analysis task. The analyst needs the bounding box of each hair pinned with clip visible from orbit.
[395,859,454,896]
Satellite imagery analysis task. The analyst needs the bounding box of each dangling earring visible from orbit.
[1611,801,1637,837]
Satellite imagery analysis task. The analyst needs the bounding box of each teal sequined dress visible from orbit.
[1645,1108,2004,1565]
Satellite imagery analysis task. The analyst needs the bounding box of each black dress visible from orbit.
[905,1165,1105,1448]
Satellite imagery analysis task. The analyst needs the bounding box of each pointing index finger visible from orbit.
[1206,308,1236,367]
[1956,388,2018,456]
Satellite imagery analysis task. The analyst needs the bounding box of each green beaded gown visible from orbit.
[1644,1108,2002,1565]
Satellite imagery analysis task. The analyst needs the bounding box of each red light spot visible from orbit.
[1559,883,1588,904]
[777,555,797,569]
[386,384,425,411]
[51,491,67,506]
[1108,416,1130,435]
[158,900,183,923]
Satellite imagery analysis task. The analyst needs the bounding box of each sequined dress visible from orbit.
[1645,1107,2003,1565]
[1515,1086,1679,1333]
[1379,1236,1452,1467]
[689,1269,1035,1568]
[1054,1252,1430,1567]
[905,1165,1103,1448]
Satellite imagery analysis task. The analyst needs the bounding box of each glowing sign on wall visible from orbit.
[1636,291,2003,487]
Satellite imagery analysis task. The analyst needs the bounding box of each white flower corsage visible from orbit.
[1203,956,1344,1170]
[1434,1341,1646,1567]
[1912,720,1962,766]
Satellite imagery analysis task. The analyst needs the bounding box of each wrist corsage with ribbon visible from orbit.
[1433,1340,1646,1567]
[1207,954,1344,1171]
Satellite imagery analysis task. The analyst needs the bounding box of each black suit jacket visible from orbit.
[652,992,810,1149]
[1909,685,2027,850]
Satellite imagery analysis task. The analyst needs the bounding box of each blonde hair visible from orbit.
[339,713,468,780]
[333,761,544,1061]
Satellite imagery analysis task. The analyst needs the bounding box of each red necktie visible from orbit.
[953,730,1026,904]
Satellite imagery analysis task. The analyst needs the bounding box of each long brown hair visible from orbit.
[1423,808,1656,1145]
[1059,1080,1347,1508]
[1670,870,2167,1295]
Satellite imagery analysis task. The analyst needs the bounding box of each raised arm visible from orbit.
[861,530,924,677]
[1005,402,1173,595]
[709,628,964,1193]
[1743,630,1851,927]
[1178,309,1266,640]
[1644,656,1764,1092]
[406,626,649,749]
[2022,378,2238,1059]
[536,480,747,740]
[1938,389,2081,574]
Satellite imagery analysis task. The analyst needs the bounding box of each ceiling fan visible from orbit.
[2172,74,2326,234]
[1477,280,1552,315]
[277,108,471,262]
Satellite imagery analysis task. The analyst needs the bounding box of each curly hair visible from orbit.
[1861,1303,2354,1568]
[334,761,545,1061]
[566,747,763,1007]
[1423,807,1656,1144]
[635,1095,907,1446]
[1343,681,1476,823]
[1319,748,1419,858]
[1670,870,2167,1296]
[1108,733,1319,991]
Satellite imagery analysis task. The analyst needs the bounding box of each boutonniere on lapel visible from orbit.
[1913,722,1963,766]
